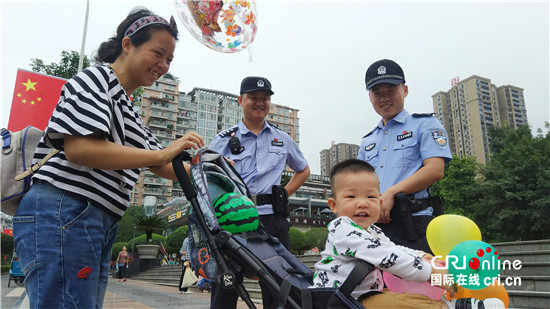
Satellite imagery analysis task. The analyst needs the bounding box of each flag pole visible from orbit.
[77,0,90,73]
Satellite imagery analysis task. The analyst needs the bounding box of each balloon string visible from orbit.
[247,44,254,62]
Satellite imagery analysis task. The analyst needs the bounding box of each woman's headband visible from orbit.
[124,15,177,38]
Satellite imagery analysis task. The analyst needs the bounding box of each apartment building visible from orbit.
[267,103,300,145]
[432,75,527,164]
[320,142,360,176]
[133,77,180,208]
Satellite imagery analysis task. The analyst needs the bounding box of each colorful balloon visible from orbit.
[175,0,257,53]
[448,240,500,290]
[383,272,445,300]
[426,214,482,257]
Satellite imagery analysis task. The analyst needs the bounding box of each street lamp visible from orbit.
[132,224,136,253]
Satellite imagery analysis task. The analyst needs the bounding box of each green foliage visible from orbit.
[128,233,166,248]
[111,242,128,261]
[289,227,308,255]
[30,50,90,79]
[1,234,14,264]
[280,173,292,188]
[134,215,168,242]
[115,206,145,243]
[162,72,179,82]
[472,125,550,242]
[304,228,329,251]
[434,155,481,216]
[1,265,10,274]
[166,225,188,255]
[436,124,550,242]
[132,87,144,106]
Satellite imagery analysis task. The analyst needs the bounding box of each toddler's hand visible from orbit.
[429,262,455,298]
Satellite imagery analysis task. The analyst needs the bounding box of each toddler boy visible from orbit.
[312,159,504,309]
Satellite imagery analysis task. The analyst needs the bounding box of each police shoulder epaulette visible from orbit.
[266,121,279,129]
[218,126,238,137]
[412,113,435,118]
[362,127,378,138]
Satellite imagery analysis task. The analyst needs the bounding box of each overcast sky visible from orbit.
[1,0,549,174]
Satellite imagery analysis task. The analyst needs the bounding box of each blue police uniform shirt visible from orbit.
[209,120,309,215]
[358,109,452,216]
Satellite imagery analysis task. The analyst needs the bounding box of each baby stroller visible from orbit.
[8,250,25,287]
[172,149,374,309]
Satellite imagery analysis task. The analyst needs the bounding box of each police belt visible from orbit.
[409,198,432,213]
[251,194,273,206]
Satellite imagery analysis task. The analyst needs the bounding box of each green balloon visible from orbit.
[448,240,500,290]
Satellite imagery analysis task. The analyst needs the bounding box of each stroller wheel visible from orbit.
[15,277,25,286]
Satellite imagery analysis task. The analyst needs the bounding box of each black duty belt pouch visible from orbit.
[429,194,444,217]
[271,185,290,217]
[391,192,418,241]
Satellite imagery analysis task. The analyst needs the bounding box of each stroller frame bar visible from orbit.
[173,150,373,309]
[173,152,257,308]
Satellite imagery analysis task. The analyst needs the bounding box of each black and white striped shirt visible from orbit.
[32,66,162,218]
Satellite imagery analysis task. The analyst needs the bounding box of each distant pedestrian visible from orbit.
[116,246,129,282]
[178,237,192,294]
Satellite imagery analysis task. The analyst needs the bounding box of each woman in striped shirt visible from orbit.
[13,7,204,308]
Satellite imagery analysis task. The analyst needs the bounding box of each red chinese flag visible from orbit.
[8,69,67,131]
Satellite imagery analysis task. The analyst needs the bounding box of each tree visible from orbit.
[30,50,90,79]
[433,155,481,216]
[134,215,168,242]
[162,72,179,82]
[280,173,292,188]
[1,234,14,263]
[166,225,188,255]
[304,227,329,251]
[30,50,143,102]
[131,87,144,106]
[473,124,550,242]
[115,206,145,243]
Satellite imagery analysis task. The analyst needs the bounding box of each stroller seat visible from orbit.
[173,149,373,309]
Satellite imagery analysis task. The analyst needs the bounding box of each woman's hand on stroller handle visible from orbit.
[224,157,236,166]
[160,132,204,165]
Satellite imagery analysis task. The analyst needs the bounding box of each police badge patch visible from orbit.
[397,131,413,141]
[365,143,375,151]
[431,128,448,146]
[271,138,284,146]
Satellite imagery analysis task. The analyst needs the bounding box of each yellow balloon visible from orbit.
[426,214,482,257]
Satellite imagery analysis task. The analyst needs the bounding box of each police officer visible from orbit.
[209,76,310,309]
[358,59,452,253]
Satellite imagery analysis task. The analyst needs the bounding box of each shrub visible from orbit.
[289,227,308,255]
[305,227,329,251]
[166,225,188,256]
[1,265,10,274]
[127,233,166,249]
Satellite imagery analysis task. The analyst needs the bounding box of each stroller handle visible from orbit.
[172,152,197,199]
[172,151,255,306]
